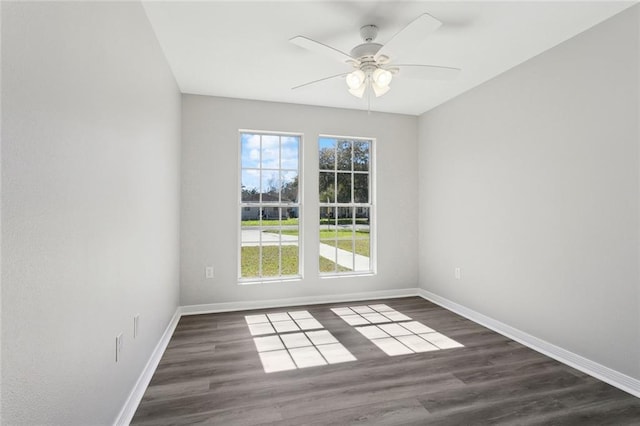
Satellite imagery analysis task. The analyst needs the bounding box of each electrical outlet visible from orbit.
[205,266,214,279]
[116,333,123,362]
[455,267,461,280]
[134,314,140,339]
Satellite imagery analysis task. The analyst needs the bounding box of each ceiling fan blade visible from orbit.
[292,72,350,90]
[395,64,460,80]
[290,36,354,64]
[375,13,442,61]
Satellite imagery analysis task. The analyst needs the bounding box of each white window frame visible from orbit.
[238,130,303,283]
[318,134,376,277]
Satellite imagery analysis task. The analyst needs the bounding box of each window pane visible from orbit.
[319,207,337,236]
[242,169,260,202]
[319,238,355,273]
[281,214,299,246]
[336,250,354,271]
[281,171,298,203]
[241,246,259,278]
[354,207,370,260]
[353,252,370,272]
[261,135,280,169]
[241,217,260,242]
[336,206,352,223]
[319,138,335,170]
[283,206,299,220]
[319,253,337,273]
[259,206,280,221]
[337,140,352,171]
[281,245,299,275]
[355,207,370,230]
[261,245,280,277]
[241,133,260,169]
[354,174,368,203]
[353,141,370,171]
[281,136,299,170]
[336,173,351,203]
[319,172,335,203]
[261,171,280,202]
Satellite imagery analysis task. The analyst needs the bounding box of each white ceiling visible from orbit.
[142,1,635,116]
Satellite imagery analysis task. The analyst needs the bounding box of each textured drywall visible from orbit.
[181,95,418,305]
[418,5,640,379]
[1,2,181,424]
[0,2,3,420]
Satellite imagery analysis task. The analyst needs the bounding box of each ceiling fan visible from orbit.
[290,13,460,99]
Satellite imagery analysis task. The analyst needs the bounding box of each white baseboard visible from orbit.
[180,288,419,316]
[417,288,640,398]
[114,308,182,426]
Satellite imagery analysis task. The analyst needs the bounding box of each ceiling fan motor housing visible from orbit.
[350,42,383,61]
[360,24,378,42]
[350,24,382,61]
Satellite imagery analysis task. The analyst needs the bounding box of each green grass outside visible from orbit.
[241,245,299,278]
[241,245,352,276]
[318,230,369,239]
[265,229,370,257]
[319,256,351,273]
[332,239,370,257]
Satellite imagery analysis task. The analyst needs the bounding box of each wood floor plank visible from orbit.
[131,297,640,425]
[265,397,432,426]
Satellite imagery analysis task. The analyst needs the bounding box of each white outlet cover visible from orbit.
[205,266,214,279]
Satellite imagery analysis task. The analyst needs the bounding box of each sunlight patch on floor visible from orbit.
[245,311,356,373]
[332,304,464,356]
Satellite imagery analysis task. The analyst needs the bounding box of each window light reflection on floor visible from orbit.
[331,304,464,356]
[245,311,356,373]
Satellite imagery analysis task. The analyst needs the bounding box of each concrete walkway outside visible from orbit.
[241,230,298,246]
[318,242,370,271]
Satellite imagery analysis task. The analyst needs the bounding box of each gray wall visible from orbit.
[181,95,418,305]
[418,6,640,379]
[0,1,3,418]
[1,2,181,424]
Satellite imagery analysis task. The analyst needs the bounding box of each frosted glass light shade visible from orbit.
[372,68,392,87]
[346,70,365,90]
[372,81,390,97]
[348,84,366,98]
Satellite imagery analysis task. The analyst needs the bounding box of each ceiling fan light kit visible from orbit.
[290,13,461,106]
[371,80,390,97]
[345,68,393,99]
[346,69,366,90]
[373,68,393,87]
[348,84,366,98]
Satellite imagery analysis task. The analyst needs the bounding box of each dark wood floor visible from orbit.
[132,297,640,425]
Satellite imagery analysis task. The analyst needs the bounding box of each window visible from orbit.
[319,136,374,275]
[240,132,301,281]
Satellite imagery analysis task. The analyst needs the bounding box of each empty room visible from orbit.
[2,1,640,424]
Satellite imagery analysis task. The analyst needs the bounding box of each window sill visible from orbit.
[238,276,302,285]
[319,272,376,279]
